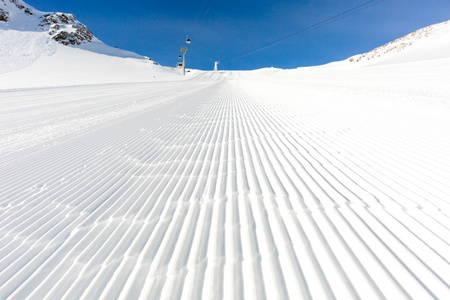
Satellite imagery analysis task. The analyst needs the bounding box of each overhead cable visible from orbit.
[220,0,386,63]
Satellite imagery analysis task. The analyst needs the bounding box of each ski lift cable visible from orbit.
[192,0,216,33]
[193,0,209,26]
[185,0,212,48]
[202,0,216,22]
[220,0,386,63]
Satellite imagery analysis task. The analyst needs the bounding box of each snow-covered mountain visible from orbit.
[0,0,94,45]
[348,20,450,65]
[0,0,179,87]
[1,0,450,89]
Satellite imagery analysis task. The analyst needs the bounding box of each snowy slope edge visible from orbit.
[348,20,450,65]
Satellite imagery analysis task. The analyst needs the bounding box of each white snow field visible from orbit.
[0,0,180,88]
[0,34,181,89]
[1,7,450,299]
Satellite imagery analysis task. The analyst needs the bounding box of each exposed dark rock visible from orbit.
[51,25,94,45]
[39,13,94,45]
[9,0,25,10]
[0,9,9,22]
[39,13,78,27]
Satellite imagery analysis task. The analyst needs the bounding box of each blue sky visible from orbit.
[26,0,450,70]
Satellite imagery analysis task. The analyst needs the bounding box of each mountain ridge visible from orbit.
[0,0,164,78]
[348,20,450,65]
[0,0,94,45]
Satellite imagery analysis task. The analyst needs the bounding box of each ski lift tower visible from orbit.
[179,47,188,75]
[179,37,190,75]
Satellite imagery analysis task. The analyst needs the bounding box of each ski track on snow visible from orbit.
[0,72,449,299]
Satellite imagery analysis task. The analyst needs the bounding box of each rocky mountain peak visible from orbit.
[39,12,94,45]
[0,0,95,45]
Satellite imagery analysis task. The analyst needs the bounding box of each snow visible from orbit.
[0,29,56,73]
[0,0,179,86]
[0,7,180,88]
[0,20,180,88]
[1,7,450,299]
[348,20,450,65]
[0,0,41,31]
[0,42,180,89]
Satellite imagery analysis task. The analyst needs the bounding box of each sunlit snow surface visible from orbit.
[1,16,450,299]
[1,60,450,299]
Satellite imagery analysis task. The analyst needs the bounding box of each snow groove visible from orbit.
[1,74,449,299]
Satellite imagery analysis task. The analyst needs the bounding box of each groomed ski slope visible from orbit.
[1,63,450,299]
